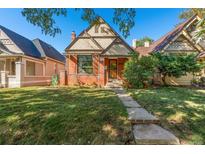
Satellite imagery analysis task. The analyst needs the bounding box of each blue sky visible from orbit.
[0,8,185,53]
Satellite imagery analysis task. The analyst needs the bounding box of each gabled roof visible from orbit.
[32,39,65,62]
[0,25,41,58]
[135,15,199,55]
[65,17,134,55]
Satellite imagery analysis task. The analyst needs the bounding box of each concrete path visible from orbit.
[111,87,180,145]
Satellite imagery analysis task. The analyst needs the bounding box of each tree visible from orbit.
[154,53,204,85]
[123,52,158,88]
[135,37,154,47]
[21,8,136,38]
[179,9,205,43]
[179,8,205,20]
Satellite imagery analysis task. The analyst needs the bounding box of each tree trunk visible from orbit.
[161,75,167,86]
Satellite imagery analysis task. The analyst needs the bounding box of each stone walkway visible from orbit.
[111,87,180,145]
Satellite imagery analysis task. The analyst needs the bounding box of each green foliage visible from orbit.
[113,9,136,38]
[51,74,59,87]
[21,8,136,38]
[154,53,204,85]
[123,52,158,88]
[192,18,205,43]
[22,9,67,37]
[179,8,205,20]
[179,9,205,43]
[191,77,205,87]
[135,37,154,47]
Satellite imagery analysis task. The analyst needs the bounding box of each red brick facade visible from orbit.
[66,54,128,87]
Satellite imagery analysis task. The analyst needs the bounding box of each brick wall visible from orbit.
[66,54,105,86]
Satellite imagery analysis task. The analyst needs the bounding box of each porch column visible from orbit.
[0,71,8,88]
[14,61,24,87]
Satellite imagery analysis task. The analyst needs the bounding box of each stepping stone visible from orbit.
[116,94,141,107]
[127,108,159,124]
[133,124,180,145]
[121,100,141,108]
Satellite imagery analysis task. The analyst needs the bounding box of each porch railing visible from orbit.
[0,71,9,88]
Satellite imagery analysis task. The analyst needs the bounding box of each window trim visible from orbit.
[77,55,93,75]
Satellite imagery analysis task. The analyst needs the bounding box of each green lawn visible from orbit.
[0,87,132,144]
[128,87,205,144]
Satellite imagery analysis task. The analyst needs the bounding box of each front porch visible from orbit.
[0,57,22,88]
[103,57,129,86]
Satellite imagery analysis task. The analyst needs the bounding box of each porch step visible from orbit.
[104,83,122,88]
[133,124,180,145]
[127,108,160,124]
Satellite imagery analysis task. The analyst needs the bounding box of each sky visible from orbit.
[0,8,185,53]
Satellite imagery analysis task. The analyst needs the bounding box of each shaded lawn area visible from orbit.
[128,87,205,144]
[0,87,132,144]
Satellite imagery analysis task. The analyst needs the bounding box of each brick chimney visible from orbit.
[71,31,76,42]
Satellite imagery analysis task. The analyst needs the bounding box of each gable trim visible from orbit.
[0,29,23,54]
[162,31,202,53]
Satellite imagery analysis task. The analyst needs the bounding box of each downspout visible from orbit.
[98,55,100,87]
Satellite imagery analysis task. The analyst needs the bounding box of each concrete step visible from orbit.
[127,108,159,124]
[133,124,180,145]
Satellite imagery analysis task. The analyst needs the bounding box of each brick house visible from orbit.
[65,17,134,87]
[0,25,65,88]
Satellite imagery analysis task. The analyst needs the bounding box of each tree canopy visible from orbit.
[21,8,136,38]
[135,37,154,47]
[179,9,205,44]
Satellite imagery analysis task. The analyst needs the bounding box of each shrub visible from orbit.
[123,52,158,88]
[51,74,59,87]
[154,53,204,85]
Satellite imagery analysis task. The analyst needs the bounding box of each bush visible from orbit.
[123,52,158,88]
[154,53,204,85]
[192,77,205,87]
[51,74,59,87]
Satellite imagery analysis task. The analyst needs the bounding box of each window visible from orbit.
[26,61,35,76]
[77,55,93,74]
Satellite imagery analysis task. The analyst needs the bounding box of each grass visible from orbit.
[0,87,132,144]
[128,86,205,144]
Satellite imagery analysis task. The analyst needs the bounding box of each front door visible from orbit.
[109,59,117,79]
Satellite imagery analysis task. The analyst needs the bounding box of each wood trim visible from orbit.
[182,30,204,52]
[84,31,104,50]
[100,38,117,55]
